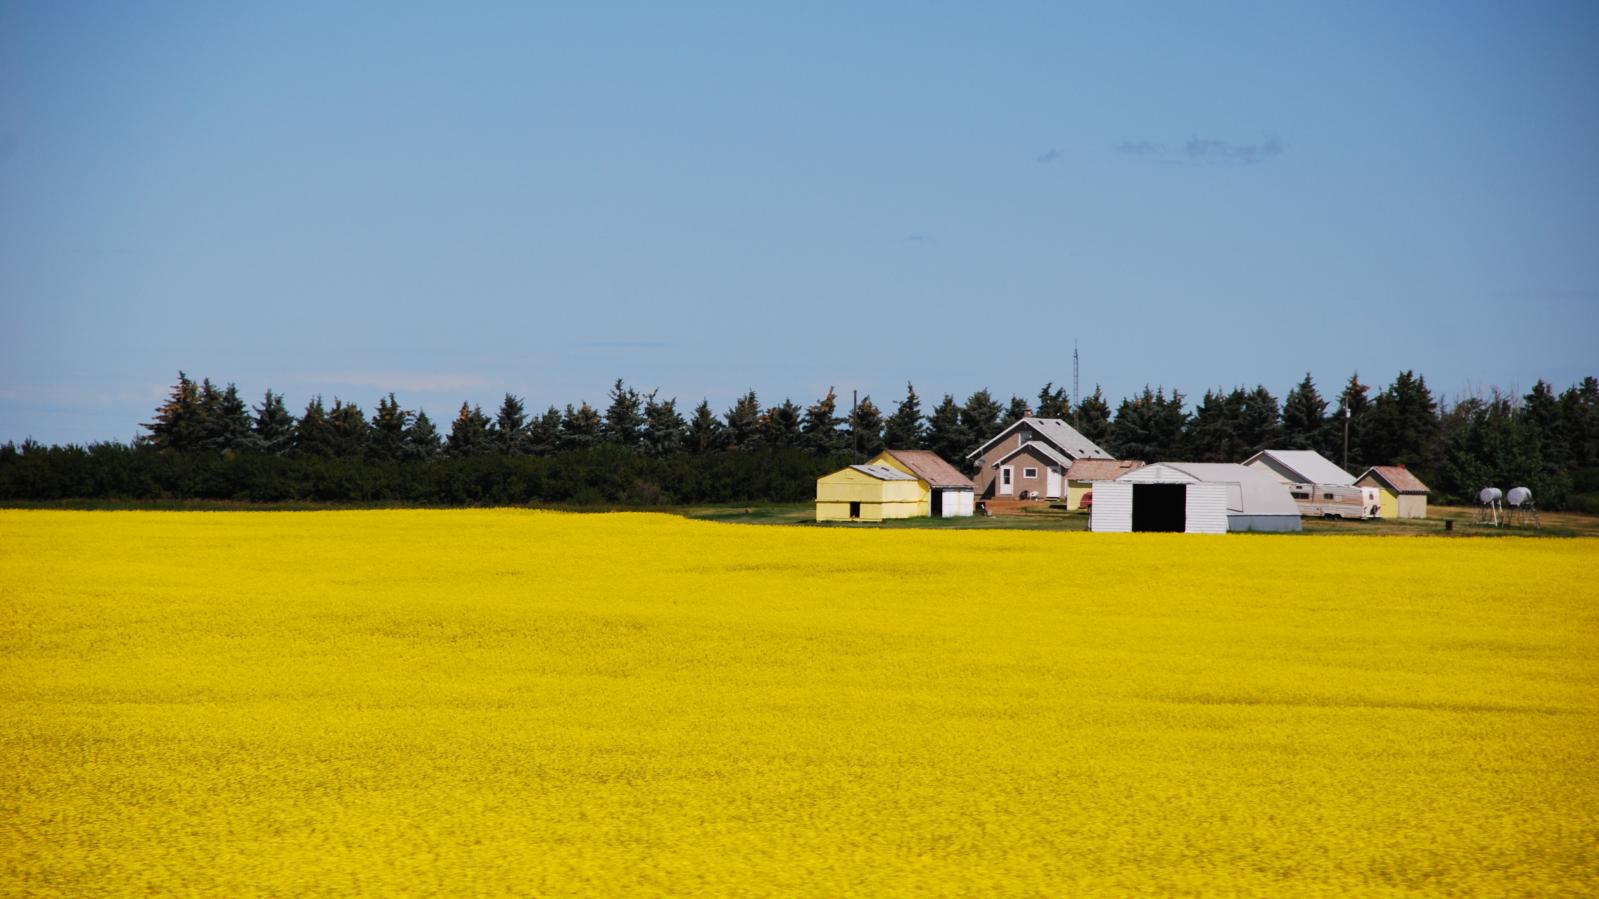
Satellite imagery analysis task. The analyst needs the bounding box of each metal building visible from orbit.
[1090,462,1303,533]
[815,464,924,522]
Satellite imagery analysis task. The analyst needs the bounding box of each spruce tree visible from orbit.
[1238,385,1280,458]
[959,389,1003,456]
[801,388,845,455]
[1323,373,1372,472]
[926,395,969,463]
[369,393,412,461]
[848,396,885,458]
[724,391,762,450]
[142,372,203,450]
[1035,382,1069,419]
[688,400,725,453]
[883,382,924,449]
[1522,380,1568,471]
[293,397,336,457]
[253,390,295,455]
[1185,389,1237,462]
[492,393,528,454]
[602,380,644,448]
[1001,395,1031,427]
[1076,386,1112,445]
[559,402,602,450]
[526,406,563,456]
[1367,371,1438,468]
[1280,373,1327,451]
[404,409,442,460]
[203,383,255,452]
[1109,386,1187,461]
[328,399,369,458]
[447,403,493,456]
[642,391,687,458]
[761,399,803,449]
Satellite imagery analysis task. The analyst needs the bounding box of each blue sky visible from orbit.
[3,1,1596,444]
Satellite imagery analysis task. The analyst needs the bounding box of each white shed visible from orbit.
[1090,462,1302,534]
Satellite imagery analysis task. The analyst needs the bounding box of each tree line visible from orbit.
[3,371,1596,510]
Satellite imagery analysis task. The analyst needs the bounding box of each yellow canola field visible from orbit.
[2,510,1597,898]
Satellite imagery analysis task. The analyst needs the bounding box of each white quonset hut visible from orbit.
[1090,463,1302,534]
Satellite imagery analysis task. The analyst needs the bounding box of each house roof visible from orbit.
[1066,459,1145,482]
[1358,465,1431,494]
[879,449,973,488]
[965,417,1113,462]
[993,440,1074,470]
[1243,449,1355,486]
[1117,462,1301,516]
[846,464,919,481]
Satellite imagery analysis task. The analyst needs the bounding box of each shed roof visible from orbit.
[966,417,1113,462]
[1066,459,1145,482]
[1358,465,1431,494]
[1117,462,1300,516]
[879,449,973,488]
[1244,449,1355,486]
[847,463,919,481]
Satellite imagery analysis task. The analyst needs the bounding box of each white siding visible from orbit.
[1090,481,1133,532]
[1184,483,1229,534]
[955,491,974,517]
[1118,463,1198,484]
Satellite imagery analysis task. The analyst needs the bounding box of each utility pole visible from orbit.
[1073,341,1081,431]
[1342,404,1351,473]
[852,389,859,463]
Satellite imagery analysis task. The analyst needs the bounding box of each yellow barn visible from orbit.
[815,464,924,522]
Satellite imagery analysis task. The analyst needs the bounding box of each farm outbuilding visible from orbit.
[1064,459,1145,510]
[1356,465,1431,519]
[1243,449,1374,519]
[1242,449,1355,486]
[966,417,1112,500]
[870,449,975,517]
[1090,463,1302,534]
[816,464,923,522]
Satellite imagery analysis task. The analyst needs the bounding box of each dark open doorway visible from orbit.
[930,490,943,517]
[1132,483,1186,532]
[849,501,861,519]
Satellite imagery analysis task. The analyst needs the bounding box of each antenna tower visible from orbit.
[1073,341,1081,431]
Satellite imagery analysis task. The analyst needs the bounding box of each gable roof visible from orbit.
[1243,449,1355,486]
[1117,462,1300,516]
[846,464,918,482]
[991,440,1076,470]
[878,449,973,489]
[1066,459,1145,481]
[1357,465,1431,494]
[966,417,1113,462]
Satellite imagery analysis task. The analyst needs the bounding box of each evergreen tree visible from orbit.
[142,371,203,451]
[688,400,725,453]
[1522,380,1568,471]
[490,394,528,454]
[404,409,442,460]
[926,395,969,464]
[1322,372,1373,472]
[602,379,644,448]
[724,391,762,450]
[253,390,295,455]
[801,388,845,455]
[1075,386,1112,445]
[641,391,687,458]
[447,402,493,456]
[1367,371,1439,468]
[1001,395,1031,427]
[883,382,924,450]
[1238,385,1280,458]
[203,383,255,452]
[526,406,563,456]
[1109,386,1187,461]
[1185,389,1240,462]
[1559,376,1599,467]
[960,389,1004,456]
[293,397,336,457]
[369,393,412,461]
[761,399,803,449]
[1280,373,1327,451]
[194,378,223,448]
[848,396,885,458]
[559,402,603,450]
[328,399,369,458]
[1036,382,1069,420]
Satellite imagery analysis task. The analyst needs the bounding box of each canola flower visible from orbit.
[1,509,1596,898]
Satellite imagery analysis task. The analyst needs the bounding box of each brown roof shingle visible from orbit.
[1359,465,1431,494]
[880,449,973,488]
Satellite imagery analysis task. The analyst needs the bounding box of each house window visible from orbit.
[1023,467,1038,479]
[1323,493,1335,500]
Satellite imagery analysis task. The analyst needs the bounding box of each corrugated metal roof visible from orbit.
[1066,459,1145,481]
[965,417,1113,461]
[849,464,919,481]
[1117,462,1300,516]
[993,440,1075,469]
[879,449,973,488]
[1245,450,1355,486]
[1358,465,1431,494]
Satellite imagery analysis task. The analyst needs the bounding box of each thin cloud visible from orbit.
[1116,135,1284,165]
[1036,147,1064,163]
[903,234,934,244]
[570,340,674,350]
[295,371,493,394]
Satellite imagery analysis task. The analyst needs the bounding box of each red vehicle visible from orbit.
[1079,490,1093,510]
